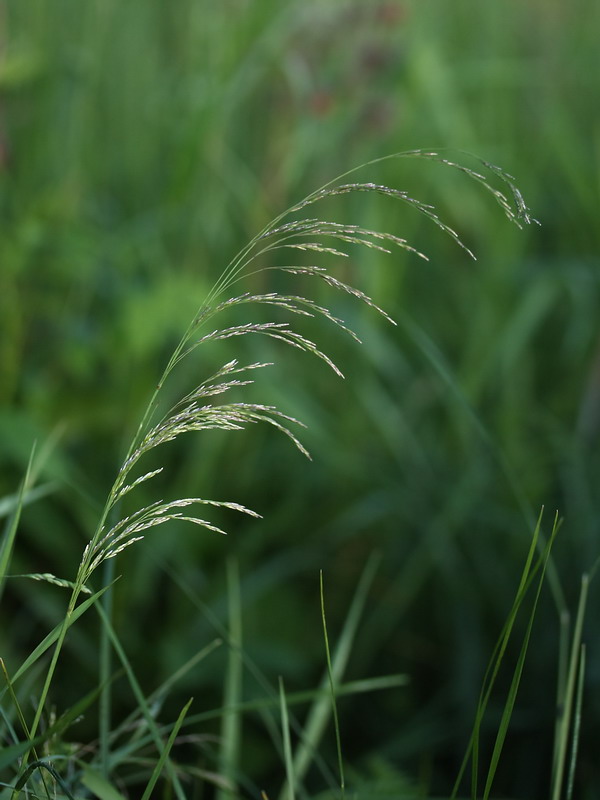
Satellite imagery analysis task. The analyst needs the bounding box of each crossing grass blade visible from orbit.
[140,697,193,800]
[281,553,380,799]
[482,515,560,799]
[13,759,77,799]
[320,570,345,799]
[2,583,113,693]
[94,602,188,800]
[451,510,560,799]
[551,570,593,800]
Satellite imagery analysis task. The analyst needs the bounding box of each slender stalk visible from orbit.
[99,557,115,777]
[551,574,589,800]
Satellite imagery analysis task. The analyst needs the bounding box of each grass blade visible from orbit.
[216,557,243,800]
[140,697,193,800]
[0,451,34,603]
[13,759,76,799]
[482,516,559,798]
[320,570,345,798]
[451,510,557,799]
[94,603,188,800]
[283,554,378,798]
[279,677,296,800]
[2,583,112,692]
[566,644,586,800]
[0,482,56,521]
[81,767,128,800]
[551,573,590,800]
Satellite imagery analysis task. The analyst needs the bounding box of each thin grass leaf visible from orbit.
[0,482,57,521]
[551,573,590,800]
[4,583,113,690]
[109,673,409,769]
[3,657,53,800]
[81,767,128,800]
[0,451,34,601]
[13,759,76,799]
[140,697,193,800]
[285,553,380,798]
[398,310,567,617]
[279,677,296,800]
[12,582,117,784]
[482,517,559,799]
[0,735,45,773]
[451,510,553,799]
[100,555,116,779]
[1,658,38,760]
[217,558,243,800]
[553,609,571,782]
[94,603,188,800]
[320,571,345,798]
[107,640,222,760]
[566,644,586,800]
[44,677,115,746]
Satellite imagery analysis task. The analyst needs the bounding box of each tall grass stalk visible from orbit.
[5,150,533,795]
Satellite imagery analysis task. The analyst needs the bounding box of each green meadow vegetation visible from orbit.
[1,1,599,798]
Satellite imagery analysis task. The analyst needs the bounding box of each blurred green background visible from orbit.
[1,0,599,797]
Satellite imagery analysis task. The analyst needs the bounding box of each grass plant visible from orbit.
[0,151,546,798]
[2,1,599,797]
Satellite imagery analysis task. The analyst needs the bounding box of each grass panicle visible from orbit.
[3,150,536,796]
[65,150,531,601]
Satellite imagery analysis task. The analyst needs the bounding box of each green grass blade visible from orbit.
[0,451,34,602]
[100,557,116,778]
[13,759,76,799]
[140,697,193,800]
[284,554,379,799]
[81,767,128,800]
[0,736,45,772]
[566,644,586,800]
[482,516,559,798]
[320,571,345,798]
[552,609,571,782]
[216,557,243,800]
[94,603,188,800]
[551,573,590,800]
[279,677,296,800]
[451,510,553,799]
[107,639,222,758]
[1,657,46,793]
[0,482,57,521]
[398,312,567,617]
[107,673,409,768]
[3,583,112,691]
